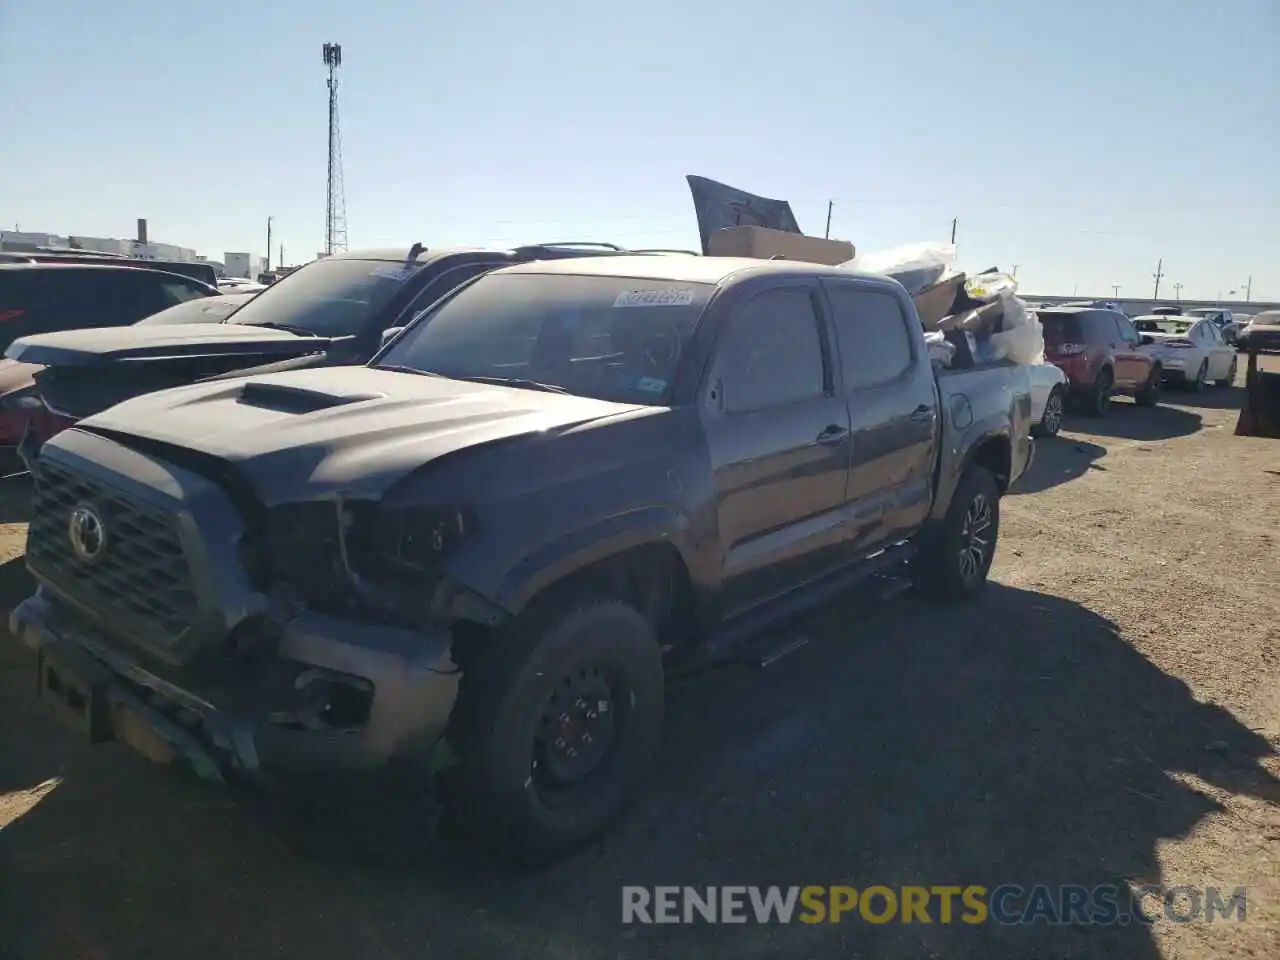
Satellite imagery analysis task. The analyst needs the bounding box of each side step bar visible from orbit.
[685,541,916,673]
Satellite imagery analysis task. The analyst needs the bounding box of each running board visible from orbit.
[692,541,916,671]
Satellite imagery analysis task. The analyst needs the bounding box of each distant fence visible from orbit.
[1024,295,1277,316]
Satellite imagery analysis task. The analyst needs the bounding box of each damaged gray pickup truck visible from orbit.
[12,255,1033,862]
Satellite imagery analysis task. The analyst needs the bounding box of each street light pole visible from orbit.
[1173,282,1183,301]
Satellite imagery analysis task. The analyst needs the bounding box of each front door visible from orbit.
[701,284,852,615]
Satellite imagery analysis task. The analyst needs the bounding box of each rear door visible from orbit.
[700,282,852,614]
[821,279,938,549]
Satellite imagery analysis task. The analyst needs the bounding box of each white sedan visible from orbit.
[1132,316,1238,390]
[1028,361,1067,437]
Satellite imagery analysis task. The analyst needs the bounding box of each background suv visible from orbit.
[1039,306,1162,415]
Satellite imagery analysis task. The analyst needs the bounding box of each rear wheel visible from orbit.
[449,595,664,865]
[1084,368,1113,417]
[1188,360,1208,392]
[1214,358,1238,388]
[1031,387,1065,437]
[1134,365,1162,407]
[914,465,1000,603]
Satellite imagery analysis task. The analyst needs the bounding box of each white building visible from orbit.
[223,252,264,280]
[0,230,197,262]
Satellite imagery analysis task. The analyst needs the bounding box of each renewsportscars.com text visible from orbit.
[621,885,1248,926]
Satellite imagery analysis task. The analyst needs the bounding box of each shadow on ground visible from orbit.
[1062,401,1202,442]
[1009,437,1107,495]
[0,478,31,525]
[1158,383,1245,412]
[2,584,1275,960]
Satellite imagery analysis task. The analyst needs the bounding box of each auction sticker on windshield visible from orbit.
[614,289,695,308]
[370,263,422,282]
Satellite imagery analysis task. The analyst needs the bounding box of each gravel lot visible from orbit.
[2,359,1277,960]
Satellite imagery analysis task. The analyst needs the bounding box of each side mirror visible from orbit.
[380,326,404,348]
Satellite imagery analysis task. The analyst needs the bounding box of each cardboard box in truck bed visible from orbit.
[707,226,855,265]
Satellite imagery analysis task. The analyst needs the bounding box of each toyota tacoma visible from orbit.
[11,255,1033,862]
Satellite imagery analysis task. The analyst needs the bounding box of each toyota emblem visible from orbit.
[68,504,107,563]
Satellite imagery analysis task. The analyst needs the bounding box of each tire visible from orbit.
[1187,360,1208,392]
[1084,368,1113,417]
[1134,365,1162,407]
[913,465,1000,603]
[1031,386,1065,437]
[1214,358,1238,388]
[449,595,664,864]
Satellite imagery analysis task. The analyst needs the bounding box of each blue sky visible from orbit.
[1,0,1275,299]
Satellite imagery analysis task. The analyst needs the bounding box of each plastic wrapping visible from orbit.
[988,293,1045,366]
[964,271,1018,303]
[924,330,955,364]
[840,242,957,296]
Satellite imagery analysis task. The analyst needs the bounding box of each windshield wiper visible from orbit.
[247,321,317,336]
[451,375,569,394]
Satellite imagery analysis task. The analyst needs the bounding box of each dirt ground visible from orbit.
[1,360,1277,960]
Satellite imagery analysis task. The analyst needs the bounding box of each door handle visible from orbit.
[816,424,849,446]
[909,404,933,422]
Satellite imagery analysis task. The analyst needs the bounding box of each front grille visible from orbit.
[28,458,198,647]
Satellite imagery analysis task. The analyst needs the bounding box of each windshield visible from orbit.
[1133,318,1192,334]
[376,273,714,404]
[224,257,424,337]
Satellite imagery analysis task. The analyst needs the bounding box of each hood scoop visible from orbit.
[237,381,384,414]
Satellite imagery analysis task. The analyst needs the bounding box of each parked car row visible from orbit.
[8,245,1037,863]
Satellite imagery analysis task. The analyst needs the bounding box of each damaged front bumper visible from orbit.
[10,589,463,789]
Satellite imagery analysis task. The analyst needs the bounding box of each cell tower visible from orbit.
[322,42,348,255]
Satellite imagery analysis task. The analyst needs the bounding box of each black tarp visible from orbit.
[686,175,802,255]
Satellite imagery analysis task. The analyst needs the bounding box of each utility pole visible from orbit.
[824,200,833,239]
[266,216,273,272]
[1152,257,1164,300]
[1112,285,1121,299]
[950,218,958,244]
[1011,264,1019,278]
[1245,276,1252,303]
[1173,282,1183,301]
[279,243,284,269]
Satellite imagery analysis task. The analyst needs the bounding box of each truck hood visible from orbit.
[6,322,336,368]
[74,365,647,501]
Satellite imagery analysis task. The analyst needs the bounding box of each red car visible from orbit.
[1038,306,1162,416]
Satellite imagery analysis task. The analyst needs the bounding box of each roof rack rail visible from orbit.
[528,241,625,251]
[632,248,701,256]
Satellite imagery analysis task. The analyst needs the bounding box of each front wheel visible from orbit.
[914,465,1000,603]
[449,596,664,865]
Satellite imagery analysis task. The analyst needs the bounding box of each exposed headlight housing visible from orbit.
[248,499,475,626]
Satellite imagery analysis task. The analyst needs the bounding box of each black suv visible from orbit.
[0,263,219,354]
[6,242,650,434]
